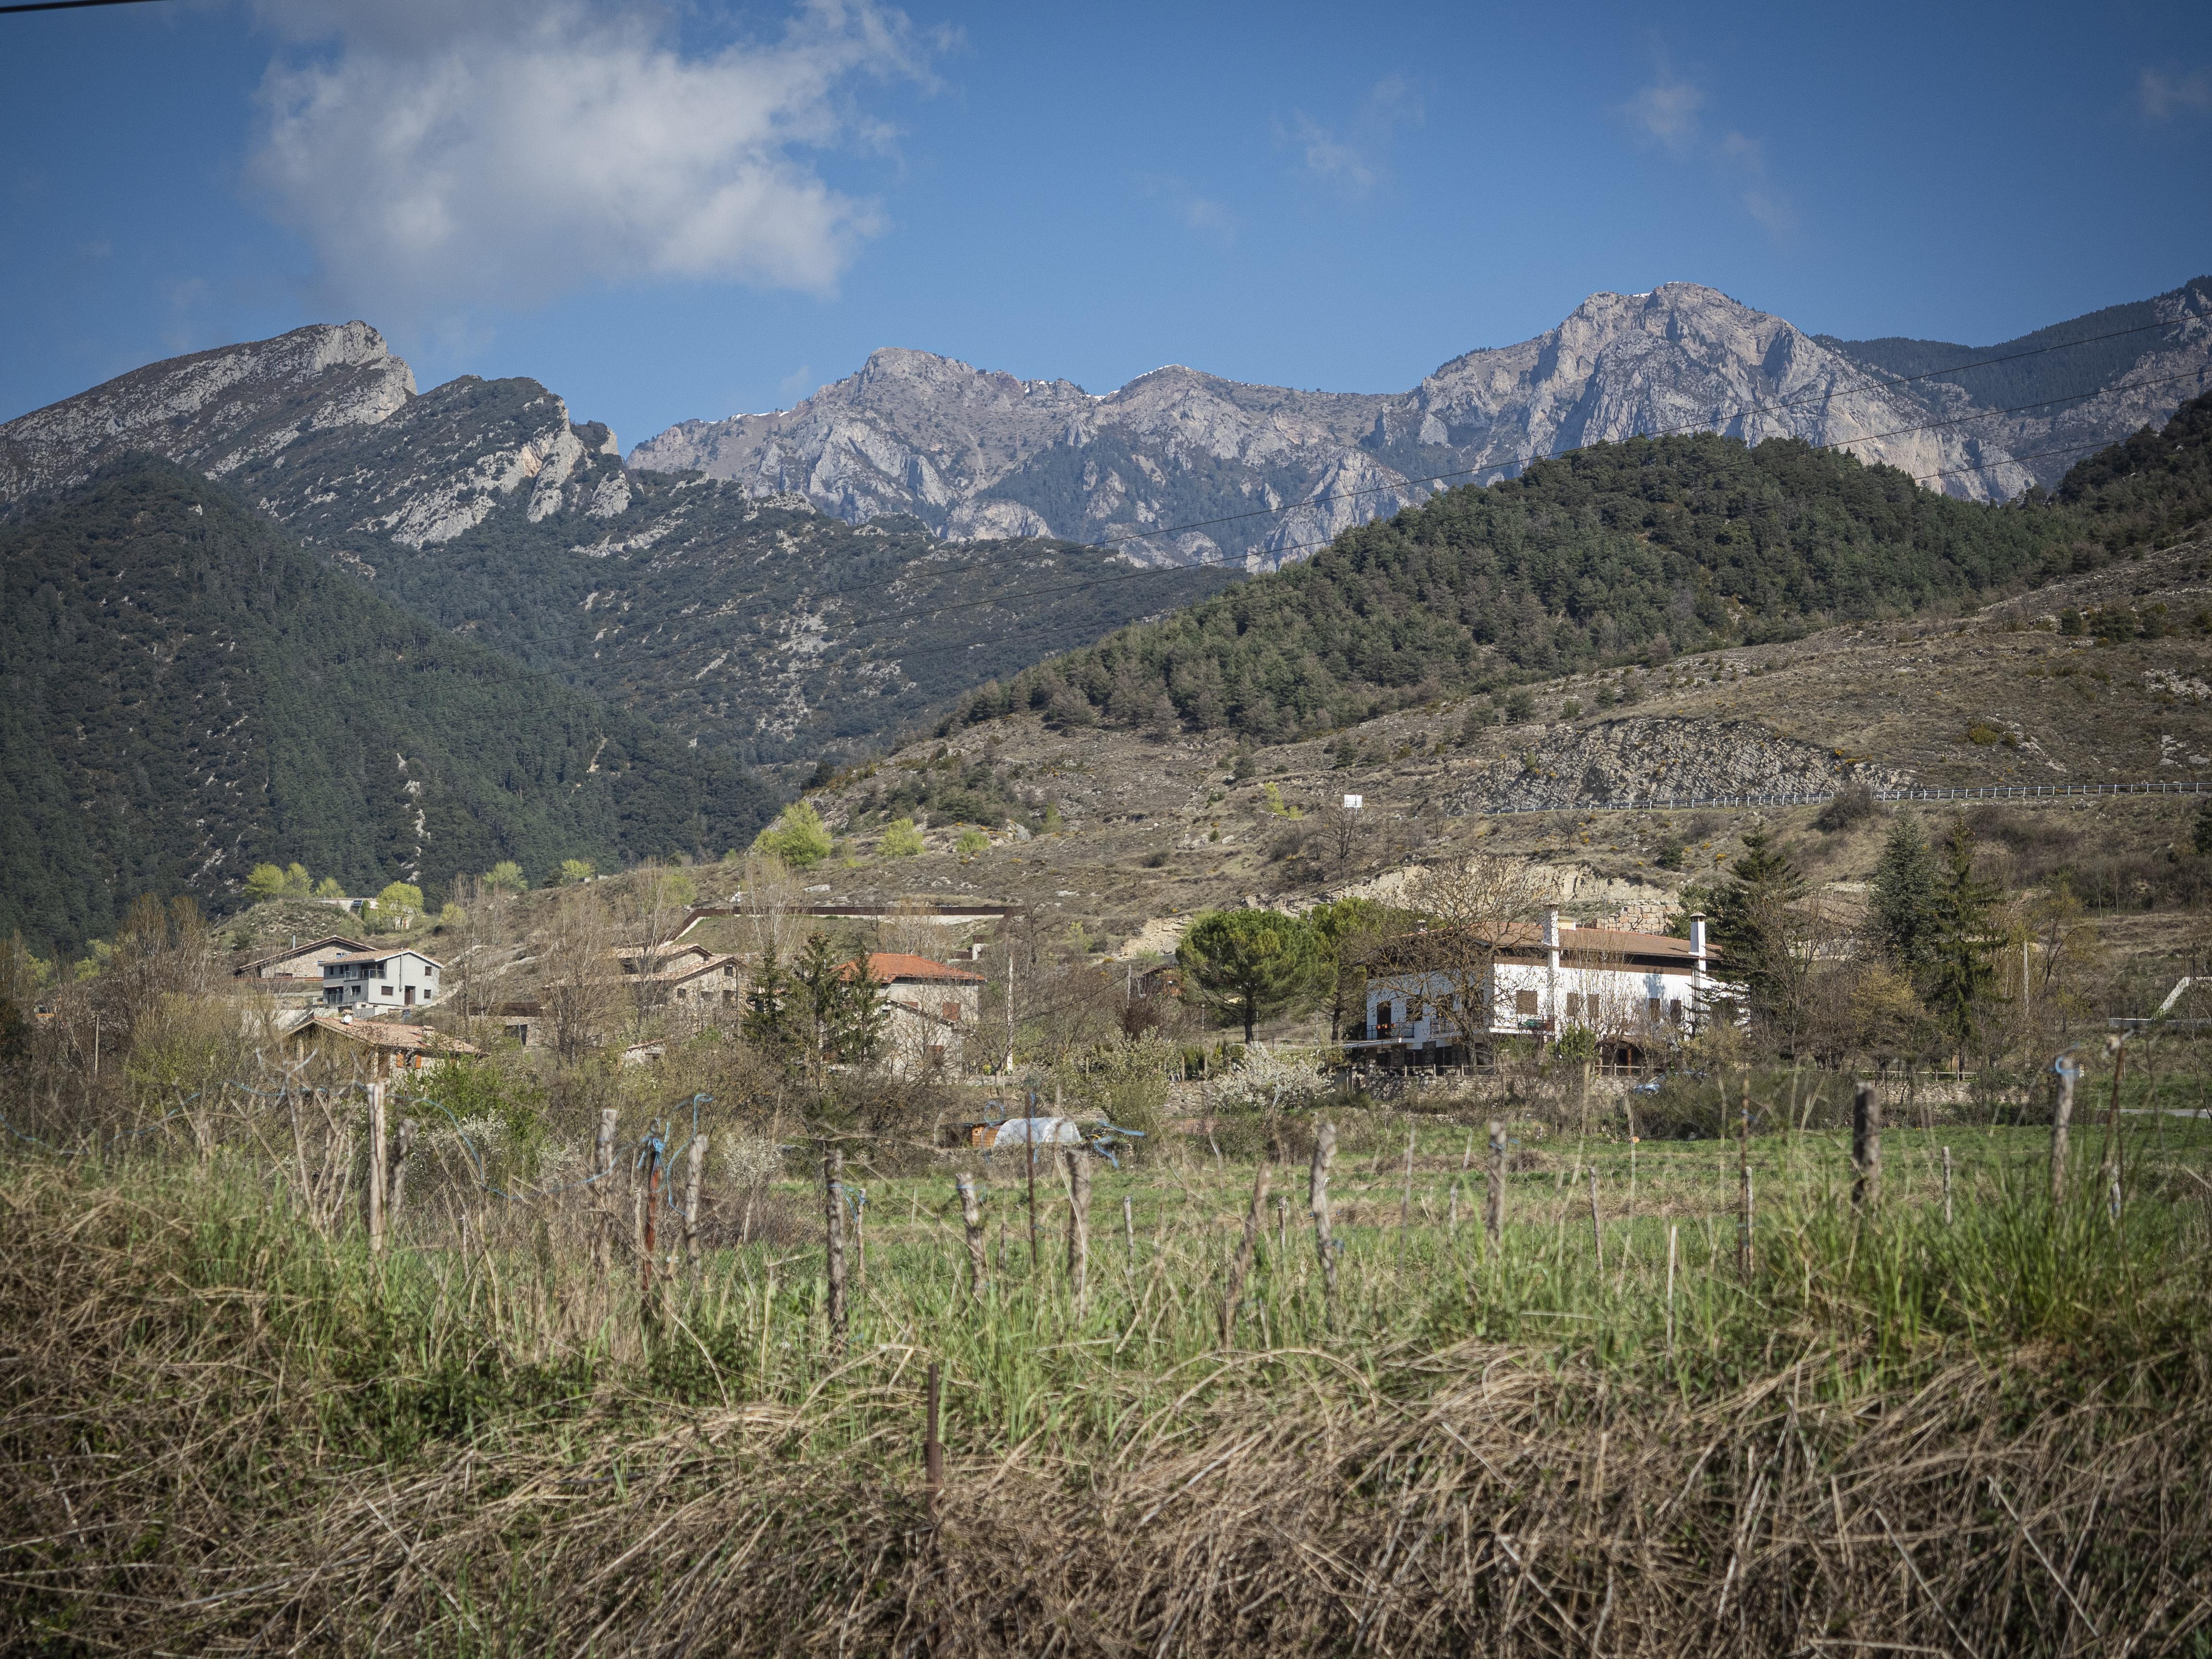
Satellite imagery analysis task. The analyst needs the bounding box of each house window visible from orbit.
[941,1001,962,1022]
[1647,997,1662,1023]
[1668,998,1683,1025]
[1515,989,1539,1017]
[1407,996,1426,1022]
[1564,992,1584,1020]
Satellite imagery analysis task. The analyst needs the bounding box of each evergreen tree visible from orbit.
[1176,909,1331,1042]
[742,948,795,1055]
[1923,816,2002,1053]
[1705,830,1807,1031]
[1871,812,1941,975]
[750,934,887,1076]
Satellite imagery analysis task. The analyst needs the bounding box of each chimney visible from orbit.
[1542,908,1560,948]
[1689,913,1707,961]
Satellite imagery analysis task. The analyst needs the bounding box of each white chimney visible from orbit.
[1689,913,1707,961]
[1542,908,1560,948]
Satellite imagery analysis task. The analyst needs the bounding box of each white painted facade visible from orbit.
[1360,912,1720,1060]
[321,948,444,1012]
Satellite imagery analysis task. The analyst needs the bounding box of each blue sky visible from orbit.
[4,0,2210,450]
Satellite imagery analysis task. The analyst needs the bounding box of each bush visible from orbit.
[753,801,833,869]
[1814,782,1876,833]
[879,818,925,858]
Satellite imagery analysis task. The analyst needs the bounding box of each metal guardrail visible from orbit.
[1476,780,2210,816]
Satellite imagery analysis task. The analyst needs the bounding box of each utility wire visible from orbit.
[0,0,165,14]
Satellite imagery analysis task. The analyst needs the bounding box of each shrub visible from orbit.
[955,829,989,857]
[879,818,925,858]
[1814,782,1876,833]
[753,802,833,869]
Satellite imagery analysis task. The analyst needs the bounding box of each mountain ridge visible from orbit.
[0,460,779,951]
[630,279,2212,567]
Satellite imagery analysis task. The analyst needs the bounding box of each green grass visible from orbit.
[7,1102,2212,1653]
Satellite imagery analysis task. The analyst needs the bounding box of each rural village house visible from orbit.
[283,1013,479,1081]
[862,952,986,1077]
[321,948,443,1013]
[1357,911,1723,1067]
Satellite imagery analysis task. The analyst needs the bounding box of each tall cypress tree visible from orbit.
[1870,811,1941,976]
[1707,830,1807,1032]
[1923,816,2001,1053]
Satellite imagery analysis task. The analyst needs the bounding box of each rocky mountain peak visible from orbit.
[0,321,416,504]
[626,278,2209,568]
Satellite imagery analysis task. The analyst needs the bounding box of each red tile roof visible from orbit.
[858,952,986,984]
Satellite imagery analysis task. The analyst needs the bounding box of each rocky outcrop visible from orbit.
[1447,716,1908,814]
[628,279,2212,566]
[0,322,414,504]
[0,323,643,554]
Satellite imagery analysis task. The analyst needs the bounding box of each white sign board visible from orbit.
[1342,794,1363,810]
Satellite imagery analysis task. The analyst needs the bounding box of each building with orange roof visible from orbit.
[855,952,986,1077]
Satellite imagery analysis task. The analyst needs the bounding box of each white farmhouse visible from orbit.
[1357,910,1722,1068]
[321,948,444,1013]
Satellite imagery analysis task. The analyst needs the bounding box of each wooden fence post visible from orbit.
[1942,1144,1954,1226]
[2050,1057,2077,1206]
[924,1360,944,1521]
[366,1081,387,1255]
[2098,1035,2128,1219]
[1737,1101,1754,1278]
[1124,1194,1135,1265]
[593,1108,617,1277]
[1310,1123,1338,1307]
[1665,1224,1679,1359]
[684,1133,708,1274]
[1063,1151,1093,1316]
[1588,1166,1604,1274]
[824,1144,848,1346]
[1220,1161,1271,1347]
[1485,1120,1506,1250]
[1398,1122,1415,1255]
[956,1173,987,1298]
[387,1117,414,1229]
[1851,1081,1881,1212]
[1025,1118,1042,1275]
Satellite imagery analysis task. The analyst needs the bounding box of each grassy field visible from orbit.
[6,1065,2212,1656]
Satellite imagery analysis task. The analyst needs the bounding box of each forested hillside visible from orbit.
[0,463,775,950]
[952,397,2212,744]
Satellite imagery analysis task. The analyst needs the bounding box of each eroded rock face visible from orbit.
[0,323,637,553]
[1449,716,1908,814]
[627,280,2212,566]
[0,322,414,502]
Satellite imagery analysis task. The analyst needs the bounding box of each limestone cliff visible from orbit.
[630,280,2212,567]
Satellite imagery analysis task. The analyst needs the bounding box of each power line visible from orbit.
[0,0,165,13]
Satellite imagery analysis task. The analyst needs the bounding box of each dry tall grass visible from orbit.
[4,1082,2211,1655]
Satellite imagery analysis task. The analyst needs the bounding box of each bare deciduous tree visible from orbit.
[536,888,618,1063]
[441,875,523,1026]
[1366,852,1552,1056]
[732,854,809,970]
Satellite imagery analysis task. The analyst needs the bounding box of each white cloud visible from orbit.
[245,0,936,316]
[1622,68,1792,238]
[2140,66,2212,120]
[1138,174,1237,243]
[1623,76,1704,151]
[1291,113,1378,193]
[1279,78,1424,198]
